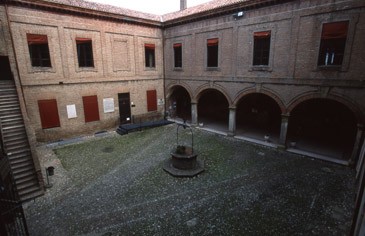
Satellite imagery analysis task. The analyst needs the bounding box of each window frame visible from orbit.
[173,43,183,69]
[27,34,52,68]
[144,43,156,69]
[252,31,271,66]
[76,38,94,68]
[317,21,349,68]
[206,38,219,68]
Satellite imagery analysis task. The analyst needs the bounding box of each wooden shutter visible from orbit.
[146,90,157,112]
[27,34,48,45]
[83,95,100,122]
[207,38,218,46]
[38,99,60,129]
[321,21,348,39]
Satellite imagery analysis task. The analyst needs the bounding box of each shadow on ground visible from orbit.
[24,124,356,235]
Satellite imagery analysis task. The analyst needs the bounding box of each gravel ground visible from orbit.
[24,124,356,235]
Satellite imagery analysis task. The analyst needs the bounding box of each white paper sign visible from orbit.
[158,98,164,106]
[67,104,77,119]
[103,98,115,113]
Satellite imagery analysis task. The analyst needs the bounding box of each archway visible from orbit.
[197,89,229,132]
[236,93,282,142]
[287,98,357,161]
[167,86,191,121]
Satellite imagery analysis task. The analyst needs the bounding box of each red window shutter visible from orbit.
[38,99,60,129]
[145,43,155,49]
[146,90,157,112]
[27,34,48,45]
[83,95,100,122]
[254,31,271,38]
[173,43,182,48]
[207,38,218,46]
[76,38,92,44]
[321,21,348,39]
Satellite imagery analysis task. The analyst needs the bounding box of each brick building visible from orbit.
[0,0,364,202]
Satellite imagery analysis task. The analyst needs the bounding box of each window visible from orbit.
[318,21,349,66]
[27,34,51,67]
[145,44,155,68]
[146,90,157,112]
[38,99,60,129]
[82,95,100,122]
[253,31,271,66]
[207,38,218,67]
[76,38,94,67]
[173,43,182,68]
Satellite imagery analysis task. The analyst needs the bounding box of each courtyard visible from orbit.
[24,124,356,235]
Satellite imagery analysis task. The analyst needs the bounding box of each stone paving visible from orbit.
[24,124,356,235]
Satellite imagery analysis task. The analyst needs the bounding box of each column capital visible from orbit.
[229,105,236,110]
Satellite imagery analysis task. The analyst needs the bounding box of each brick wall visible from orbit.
[7,5,164,141]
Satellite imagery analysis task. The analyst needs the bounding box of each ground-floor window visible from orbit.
[146,90,157,112]
[38,99,60,129]
[82,95,100,122]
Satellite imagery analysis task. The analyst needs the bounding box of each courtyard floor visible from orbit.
[24,124,356,235]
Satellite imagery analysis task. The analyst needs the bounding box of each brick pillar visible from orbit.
[279,114,290,146]
[191,102,197,126]
[228,107,236,137]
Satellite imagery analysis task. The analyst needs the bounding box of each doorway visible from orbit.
[0,56,13,80]
[118,93,131,124]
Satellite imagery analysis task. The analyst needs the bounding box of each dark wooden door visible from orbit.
[118,93,131,124]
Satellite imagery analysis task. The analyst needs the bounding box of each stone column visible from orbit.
[228,107,236,137]
[191,102,198,126]
[279,114,290,146]
[350,124,364,166]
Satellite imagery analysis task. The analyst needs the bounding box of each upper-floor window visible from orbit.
[76,38,94,67]
[145,44,155,68]
[27,34,51,67]
[253,31,271,66]
[317,21,349,66]
[173,43,182,68]
[207,38,218,67]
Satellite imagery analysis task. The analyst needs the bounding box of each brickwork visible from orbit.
[164,0,365,124]
[5,5,164,141]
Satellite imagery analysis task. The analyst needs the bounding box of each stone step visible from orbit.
[2,129,27,139]
[7,149,32,160]
[19,188,43,202]
[16,179,39,191]
[12,165,36,175]
[11,159,34,171]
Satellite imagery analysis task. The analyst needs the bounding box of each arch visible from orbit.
[197,88,230,131]
[233,88,286,114]
[166,84,192,120]
[235,92,283,140]
[194,83,232,105]
[165,83,193,101]
[287,92,363,123]
[287,97,359,161]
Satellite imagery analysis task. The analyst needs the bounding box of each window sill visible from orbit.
[76,67,97,73]
[317,65,342,71]
[30,67,55,73]
[144,67,156,71]
[206,67,220,71]
[250,66,272,72]
[173,67,183,71]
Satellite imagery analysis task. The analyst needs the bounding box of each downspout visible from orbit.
[162,22,167,120]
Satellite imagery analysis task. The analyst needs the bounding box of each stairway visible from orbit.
[0,80,43,201]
